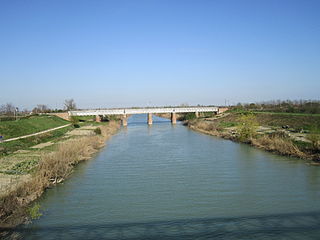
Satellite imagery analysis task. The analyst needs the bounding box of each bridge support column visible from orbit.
[122,114,127,127]
[195,111,199,118]
[171,112,177,124]
[95,115,102,122]
[147,113,153,125]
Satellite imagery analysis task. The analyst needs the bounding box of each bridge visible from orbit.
[69,107,226,126]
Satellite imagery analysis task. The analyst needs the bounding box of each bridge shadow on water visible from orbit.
[2,211,320,240]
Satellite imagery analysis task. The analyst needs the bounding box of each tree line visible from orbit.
[0,99,77,117]
[235,100,320,114]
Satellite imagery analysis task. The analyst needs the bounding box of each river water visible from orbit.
[17,115,320,239]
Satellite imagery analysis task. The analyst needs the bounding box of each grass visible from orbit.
[0,126,73,156]
[204,111,320,132]
[252,135,305,158]
[0,115,69,139]
[253,111,320,117]
[73,115,95,122]
[218,121,238,128]
[254,113,320,131]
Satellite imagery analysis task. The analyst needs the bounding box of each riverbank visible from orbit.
[185,112,320,164]
[0,121,120,231]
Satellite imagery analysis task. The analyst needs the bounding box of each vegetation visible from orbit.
[64,99,77,111]
[236,114,258,142]
[187,109,320,162]
[234,99,320,114]
[218,121,237,128]
[306,127,320,152]
[94,127,102,135]
[28,203,42,220]
[252,135,305,158]
[179,113,196,121]
[0,115,69,139]
[70,116,80,128]
[0,126,73,156]
[5,159,38,175]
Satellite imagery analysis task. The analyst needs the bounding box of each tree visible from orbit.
[32,104,50,114]
[0,103,16,116]
[64,99,77,111]
[237,113,258,142]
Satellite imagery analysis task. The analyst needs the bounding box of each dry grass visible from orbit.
[189,120,222,135]
[0,121,120,227]
[188,119,307,160]
[252,135,306,158]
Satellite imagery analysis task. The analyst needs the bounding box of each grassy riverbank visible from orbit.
[0,115,69,139]
[0,120,120,230]
[185,111,320,163]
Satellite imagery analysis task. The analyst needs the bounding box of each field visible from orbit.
[0,115,69,139]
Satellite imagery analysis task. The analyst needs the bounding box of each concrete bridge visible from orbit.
[69,107,226,126]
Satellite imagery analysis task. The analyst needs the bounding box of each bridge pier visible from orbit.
[147,113,153,125]
[195,111,199,118]
[95,115,102,122]
[122,114,127,127]
[171,112,176,124]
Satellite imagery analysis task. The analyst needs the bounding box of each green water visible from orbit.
[17,115,320,239]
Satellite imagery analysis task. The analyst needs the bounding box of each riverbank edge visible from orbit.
[0,121,121,230]
[187,121,319,165]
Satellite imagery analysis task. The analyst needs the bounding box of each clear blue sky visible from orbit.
[1,0,319,109]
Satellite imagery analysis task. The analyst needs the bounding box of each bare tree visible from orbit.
[32,104,50,114]
[0,103,16,116]
[64,99,77,111]
[37,104,49,113]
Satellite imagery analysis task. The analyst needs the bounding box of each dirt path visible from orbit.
[0,124,71,143]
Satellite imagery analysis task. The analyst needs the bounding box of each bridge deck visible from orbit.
[69,107,219,116]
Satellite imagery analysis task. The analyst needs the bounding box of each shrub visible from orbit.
[70,116,79,124]
[28,203,42,220]
[94,127,101,135]
[185,113,196,120]
[237,114,258,142]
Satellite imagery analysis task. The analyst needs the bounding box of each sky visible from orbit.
[1,0,320,110]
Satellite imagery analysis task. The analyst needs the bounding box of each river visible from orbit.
[17,115,320,239]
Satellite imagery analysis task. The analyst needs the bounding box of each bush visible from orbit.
[28,203,42,220]
[237,114,258,142]
[94,127,101,135]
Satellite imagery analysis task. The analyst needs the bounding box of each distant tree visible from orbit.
[0,103,16,116]
[64,99,77,111]
[180,103,189,107]
[32,104,50,114]
[22,108,31,115]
